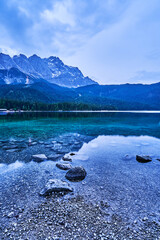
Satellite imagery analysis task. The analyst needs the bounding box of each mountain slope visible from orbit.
[0,82,78,103]
[0,81,159,110]
[75,83,160,109]
[0,67,46,85]
[0,53,97,88]
[0,53,18,69]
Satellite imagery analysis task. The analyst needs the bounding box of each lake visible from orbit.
[0,112,160,239]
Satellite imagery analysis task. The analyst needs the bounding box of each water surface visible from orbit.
[0,112,160,140]
[0,112,160,225]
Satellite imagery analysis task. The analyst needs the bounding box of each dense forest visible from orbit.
[0,98,116,111]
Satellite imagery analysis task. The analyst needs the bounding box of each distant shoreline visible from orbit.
[1,110,160,114]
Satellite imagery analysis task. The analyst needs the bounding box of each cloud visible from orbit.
[41,0,75,27]
[146,49,160,60]
[0,0,130,58]
[130,71,160,83]
[0,23,18,56]
[0,46,18,56]
[64,0,160,84]
[26,0,130,58]
[0,0,160,84]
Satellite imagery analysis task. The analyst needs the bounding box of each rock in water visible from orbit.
[62,156,72,162]
[32,154,47,162]
[56,163,72,170]
[40,179,73,196]
[47,153,61,160]
[136,155,152,163]
[6,149,19,153]
[56,148,69,154]
[2,145,18,150]
[65,166,87,182]
[18,143,28,148]
[70,153,75,156]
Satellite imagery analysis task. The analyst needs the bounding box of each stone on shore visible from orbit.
[40,179,73,196]
[56,163,72,170]
[136,155,152,163]
[65,166,87,182]
[32,154,47,162]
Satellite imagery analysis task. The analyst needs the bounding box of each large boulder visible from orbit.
[65,166,87,182]
[32,154,47,162]
[40,179,73,196]
[56,163,72,170]
[136,155,152,163]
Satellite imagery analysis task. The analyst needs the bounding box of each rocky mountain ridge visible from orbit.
[0,53,97,88]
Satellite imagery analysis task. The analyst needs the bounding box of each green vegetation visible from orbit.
[0,98,116,111]
[0,82,160,110]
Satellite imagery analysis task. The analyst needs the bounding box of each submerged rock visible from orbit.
[40,179,73,196]
[136,155,152,163]
[18,143,28,148]
[47,153,61,160]
[62,156,72,162]
[6,149,20,153]
[32,154,47,162]
[123,154,133,161]
[30,142,37,146]
[45,144,53,148]
[56,163,72,170]
[2,145,18,150]
[56,148,69,154]
[65,166,87,182]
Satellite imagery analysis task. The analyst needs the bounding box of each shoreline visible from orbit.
[1,110,160,114]
[1,195,160,240]
[0,133,160,239]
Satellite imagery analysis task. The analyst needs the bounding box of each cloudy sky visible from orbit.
[0,0,160,84]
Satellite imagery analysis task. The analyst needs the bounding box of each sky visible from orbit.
[0,0,160,84]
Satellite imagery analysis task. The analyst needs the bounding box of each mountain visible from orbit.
[0,53,97,88]
[0,81,160,110]
[13,54,39,77]
[75,83,160,109]
[0,67,46,85]
[0,82,78,103]
[0,52,159,110]
[0,53,18,70]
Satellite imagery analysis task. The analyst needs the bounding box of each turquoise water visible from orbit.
[0,112,160,224]
[0,112,160,140]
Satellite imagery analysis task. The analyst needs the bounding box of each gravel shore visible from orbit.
[1,195,160,240]
[0,134,160,239]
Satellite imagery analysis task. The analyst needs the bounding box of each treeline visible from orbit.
[0,99,116,111]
